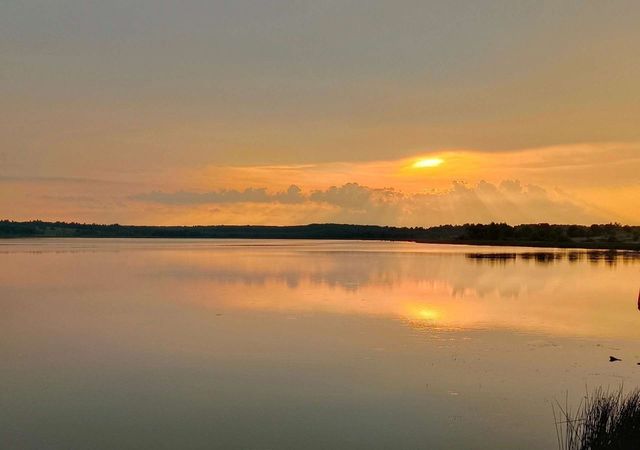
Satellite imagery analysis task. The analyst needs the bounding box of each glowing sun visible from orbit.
[412,157,444,169]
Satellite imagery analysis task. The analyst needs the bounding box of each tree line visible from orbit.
[0,220,638,249]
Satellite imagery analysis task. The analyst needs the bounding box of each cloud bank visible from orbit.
[131,180,604,226]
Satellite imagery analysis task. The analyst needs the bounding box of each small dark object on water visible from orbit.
[610,356,622,362]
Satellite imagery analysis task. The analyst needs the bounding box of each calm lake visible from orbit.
[1,239,639,449]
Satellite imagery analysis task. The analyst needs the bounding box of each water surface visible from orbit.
[1,239,639,449]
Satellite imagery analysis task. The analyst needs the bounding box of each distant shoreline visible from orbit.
[1,220,639,251]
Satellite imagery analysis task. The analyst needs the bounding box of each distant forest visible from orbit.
[1,220,639,250]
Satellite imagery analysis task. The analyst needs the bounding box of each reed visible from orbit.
[554,387,640,450]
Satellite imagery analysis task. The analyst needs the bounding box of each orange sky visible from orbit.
[2,2,639,225]
[3,142,638,225]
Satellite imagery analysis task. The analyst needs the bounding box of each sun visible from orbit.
[412,157,444,169]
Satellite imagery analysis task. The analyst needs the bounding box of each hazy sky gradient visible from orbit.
[2,1,639,224]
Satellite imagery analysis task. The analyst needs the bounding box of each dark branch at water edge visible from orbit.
[1,220,639,250]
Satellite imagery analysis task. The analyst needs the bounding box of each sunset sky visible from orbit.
[2,1,639,226]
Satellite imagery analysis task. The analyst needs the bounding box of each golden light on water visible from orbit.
[412,158,444,169]
[417,308,441,320]
[402,304,443,322]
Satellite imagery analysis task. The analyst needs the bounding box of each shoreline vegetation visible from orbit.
[555,388,640,450]
[1,220,639,251]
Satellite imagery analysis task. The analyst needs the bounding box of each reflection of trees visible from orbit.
[466,250,640,266]
[151,248,640,300]
[154,253,415,291]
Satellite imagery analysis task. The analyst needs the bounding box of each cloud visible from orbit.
[133,185,305,205]
[131,180,604,226]
[309,183,402,209]
[404,180,602,225]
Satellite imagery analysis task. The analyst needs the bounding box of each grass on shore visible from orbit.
[554,387,640,450]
